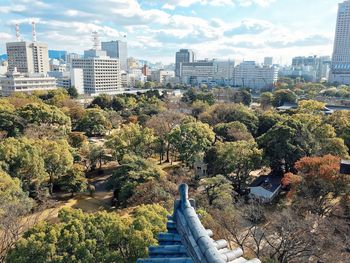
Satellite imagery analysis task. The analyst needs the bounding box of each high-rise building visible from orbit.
[330,0,350,84]
[175,49,195,77]
[6,41,49,74]
[101,40,128,71]
[264,57,273,66]
[72,54,121,94]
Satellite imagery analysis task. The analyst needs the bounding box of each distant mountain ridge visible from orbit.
[0,50,67,61]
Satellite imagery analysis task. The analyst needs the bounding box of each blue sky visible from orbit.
[0,0,341,64]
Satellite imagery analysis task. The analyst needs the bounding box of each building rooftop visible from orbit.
[340,160,350,175]
[137,184,261,263]
[250,174,282,193]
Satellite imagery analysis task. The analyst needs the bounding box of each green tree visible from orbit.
[6,205,168,263]
[169,120,215,165]
[214,121,253,142]
[16,102,71,134]
[68,132,87,148]
[205,141,262,192]
[0,137,48,194]
[272,89,297,107]
[144,81,155,89]
[107,155,165,207]
[0,171,33,261]
[39,139,74,195]
[258,119,314,173]
[200,175,233,209]
[58,164,87,196]
[260,92,274,110]
[76,108,112,137]
[79,143,108,171]
[199,104,259,134]
[146,111,185,163]
[107,123,156,162]
[67,86,79,98]
[0,110,26,137]
[233,90,252,106]
[90,94,112,109]
[257,111,286,137]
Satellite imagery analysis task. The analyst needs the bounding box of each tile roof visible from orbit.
[250,174,282,193]
[137,184,261,263]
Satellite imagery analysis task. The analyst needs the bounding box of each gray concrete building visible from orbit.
[101,40,128,71]
[181,61,214,85]
[6,41,49,74]
[175,49,195,77]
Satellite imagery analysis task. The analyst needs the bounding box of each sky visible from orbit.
[0,0,342,64]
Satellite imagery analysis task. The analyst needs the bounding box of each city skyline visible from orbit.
[0,0,342,64]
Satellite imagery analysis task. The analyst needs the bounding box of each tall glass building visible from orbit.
[330,0,350,84]
[101,40,128,72]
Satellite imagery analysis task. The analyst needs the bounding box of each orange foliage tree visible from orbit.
[293,155,349,215]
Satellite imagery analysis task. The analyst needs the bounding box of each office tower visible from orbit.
[330,0,350,84]
[175,49,195,77]
[72,54,121,94]
[101,40,128,71]
[233,61,278,89]
[6,41,49,74]
[264,57,273,66]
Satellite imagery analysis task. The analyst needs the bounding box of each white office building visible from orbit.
[1,68,56,96]
[233,61,278,89]
[48,68,84,95]
[151,70,175,84]
[101,40,128,71]
[72,50,121,95]
[330,0,350,84]
[213,60,235,86]
[181,61,214,85]
[6,41,49,74]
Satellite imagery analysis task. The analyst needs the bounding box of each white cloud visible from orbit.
[0,5,26,14]
[161,0,274,9]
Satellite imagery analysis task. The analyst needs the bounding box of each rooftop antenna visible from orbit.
[15,24,21,41]
[92,31,100,50]
[32,21,37,42]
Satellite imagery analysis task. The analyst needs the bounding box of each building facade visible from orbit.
[72,57,121,94]
[175,49,195,77]
[264,57,273,66]
[181,61,214,85]
[101,40,128,71]
[213,60,235,86]
[330,0,350,84]
[6,41,49,74]
[233,61,278,89]
[48,68,84,95]
[151,70,175,84]
[1,69,56,96]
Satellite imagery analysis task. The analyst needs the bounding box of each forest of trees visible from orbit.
[0,82,349,262]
